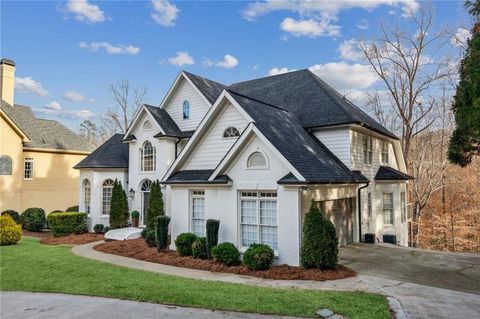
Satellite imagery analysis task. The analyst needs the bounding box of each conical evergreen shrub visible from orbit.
[146,180,165,230]
[109,179,129,228]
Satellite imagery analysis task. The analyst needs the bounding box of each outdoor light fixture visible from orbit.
[129,188,135,198]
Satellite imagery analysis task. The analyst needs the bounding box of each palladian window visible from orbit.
[141,141,156,171]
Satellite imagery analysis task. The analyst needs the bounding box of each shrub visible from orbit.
[146,181,164,229]
[74,224,88,235]
[141,228,156,247]
[103,226,111,233]
[211,242,241,266]
[0,215,22,245]
[175,232,197,256]
[243,243,275,271]
[66,205,79,212]
[155,215,170,251]
[47,212,87,237]
[1,210,21,224]
[192,237,208,259]
[300,200,338,269]
[93,224,104,234]
[109,179,129,229]
[206,219,220,259]
[131,210,140,219]
[22,207,46,231]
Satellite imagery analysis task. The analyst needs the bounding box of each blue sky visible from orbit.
[1,0,469,130]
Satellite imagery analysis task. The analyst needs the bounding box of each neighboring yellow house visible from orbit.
[0,58,92,213]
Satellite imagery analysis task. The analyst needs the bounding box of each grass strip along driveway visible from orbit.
[0,238,390,319]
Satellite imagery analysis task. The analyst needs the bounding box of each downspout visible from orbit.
[358,182,370,242]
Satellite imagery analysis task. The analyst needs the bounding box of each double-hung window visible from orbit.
[363,135,373,165]
[367,192,372,218]
[83,179,91,215]
[191,190,205,236]
[141,141,156,171]
[401,191,406,223]
[381,141,389,164]
[382,192,394,225]
[102,179,114,215]
[240,191,278,251]
[24,158,34,180]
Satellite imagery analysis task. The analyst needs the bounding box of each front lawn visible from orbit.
[0,238,390,318]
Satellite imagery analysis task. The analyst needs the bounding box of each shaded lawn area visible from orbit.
[0,238,390,319]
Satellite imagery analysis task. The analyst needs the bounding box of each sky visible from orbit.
[0,0,471,130]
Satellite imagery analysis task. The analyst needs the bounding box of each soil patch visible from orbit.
[41,233,104,245]
[23,230,52,239]
[94,238,355,281]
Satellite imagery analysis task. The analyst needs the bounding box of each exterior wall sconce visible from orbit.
[129,188,135,198]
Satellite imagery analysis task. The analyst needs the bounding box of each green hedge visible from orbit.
[243,243,274,271]
[211,242,241,266]
[22,207,46,231]
[47,212,87,237]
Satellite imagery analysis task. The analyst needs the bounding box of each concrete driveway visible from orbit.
[339,243,480,319]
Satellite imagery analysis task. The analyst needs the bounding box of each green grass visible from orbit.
[0,237,390,318]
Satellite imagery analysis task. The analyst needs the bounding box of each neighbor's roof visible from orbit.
[228,91,369,184]
[163,169,231,184]
[375,166,414,181]
[74,134,128,169]
[0,101,92,152]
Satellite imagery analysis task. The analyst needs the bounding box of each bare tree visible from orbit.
[105,79,147,133]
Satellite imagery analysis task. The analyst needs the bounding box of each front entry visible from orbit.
[140,179,152,226]
[316,198,355,246]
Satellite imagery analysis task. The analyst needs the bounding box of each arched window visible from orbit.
[0,155,12,175]
[141,141,156,171]
[223,127,240,138]
[102,179,114,215]
[247,152,267,169]
[83,179,91,215]
[143,120,152,131]
[183,100,190,119]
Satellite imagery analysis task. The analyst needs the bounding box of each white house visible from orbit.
[75,69,412,266]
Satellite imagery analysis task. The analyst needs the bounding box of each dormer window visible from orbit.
[183,100,190,119]
[143,120,152,131]
[223,127,240,138]
[247,151,267,169]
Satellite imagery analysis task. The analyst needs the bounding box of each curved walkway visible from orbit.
[72,241,378,293]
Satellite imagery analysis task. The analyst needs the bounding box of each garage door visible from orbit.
[316,198,355,246]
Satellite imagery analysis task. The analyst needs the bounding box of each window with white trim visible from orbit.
[240,191,278,250]
[0,155,12,175]
[381,141,389,164]
[382,192,394,225]
[143,120,152,131]
[401,191,406,223]
[367,192,372,218]
[141,141,156,171]
[191,190,205,236]
[83,179,91,215]
[183,100,190,119]
[223,127,240,138]
[102,179,114,215]
[363,135,373,165]
[24,158,34,179]
[247,152,267,169]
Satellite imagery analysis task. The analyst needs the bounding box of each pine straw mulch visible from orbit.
[40,233,105,245]
[94,238,355,281]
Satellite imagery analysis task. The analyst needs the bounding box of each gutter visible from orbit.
[358,181,370,242]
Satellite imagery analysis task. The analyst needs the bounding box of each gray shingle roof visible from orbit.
[1,101,92,152]
[163,169,230,184]
[142,104,193,139]
[74,134,128,169]
[375,166,413,181]
[228,91,369,184]
[183,71,227,104]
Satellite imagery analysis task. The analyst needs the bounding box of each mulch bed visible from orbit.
[40,233,104,245]
[94,238,355,281]
[23,230,52,239]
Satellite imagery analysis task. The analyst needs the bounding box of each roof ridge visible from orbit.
[230,69,308,86]
[183,71,227,87]
[227,89,288,112]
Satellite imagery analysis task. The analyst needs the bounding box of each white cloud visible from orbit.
[451,28,472,48]
[338,39,363,61]
[64,90,95,103]
[308,62,378,92]
[267,67,297,76]
[45,101,62,111]
[356,19,368,30]
[202,58,215,67]
[215,54,239,69]
[151,0,179,26]
[36,101,95,120]
[65,0,105,24]
[79,42,140,55]
[168,52,194,66]
[14,77,48,96]
[280,17,340,37]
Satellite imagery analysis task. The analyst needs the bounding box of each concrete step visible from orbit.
[105,227,143,241]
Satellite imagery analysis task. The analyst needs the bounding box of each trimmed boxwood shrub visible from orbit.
[175,232,197,256]
[192,237,208,259]
[155,215,170,251]
[66,205,79,212]
[103,226,111,233]
[93,224,104,234]
[206,219,220,259]
[243,243,275,271]
[300,200,338,269]
[131,210,140,219]
[141,228,156,247]
[211,242,241,266]
[0,215,22,245]
[47,212,87,237]
[22,207,46,231]
[1,210,21,224]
